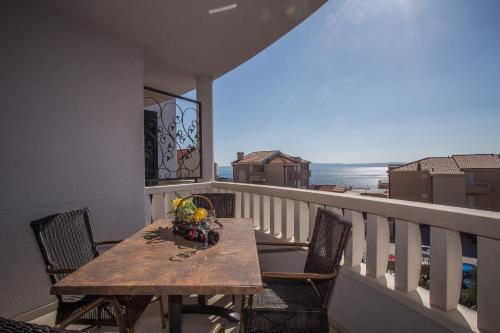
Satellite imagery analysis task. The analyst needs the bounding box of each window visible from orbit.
[466,172,475,186]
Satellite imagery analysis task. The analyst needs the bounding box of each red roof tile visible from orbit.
[232,150,304,165]
[232,151,278,164]
[452,154,500,169]
[390,157,463,175]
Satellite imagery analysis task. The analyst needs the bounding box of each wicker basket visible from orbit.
[172,195,220,245]
[174,194,214,223]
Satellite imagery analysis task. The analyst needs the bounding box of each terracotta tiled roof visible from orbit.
[232,150,303,165]
[268,155,298,165]
[232,151,278,164]
[390,157,463,175]
[280,152,301,163]
[452,154,500,169]
[309,185,347,192]
[177,148,195,161]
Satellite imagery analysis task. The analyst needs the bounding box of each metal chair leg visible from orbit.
[239,295,246,333]
[108,296,127,333]
[210,321,225,333]
[159,295,167,329]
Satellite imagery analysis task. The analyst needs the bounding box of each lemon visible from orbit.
[193,208,208,223]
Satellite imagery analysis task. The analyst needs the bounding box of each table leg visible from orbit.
[168,295,183,333]
[182,295,240,322]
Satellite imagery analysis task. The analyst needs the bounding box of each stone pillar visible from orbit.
[196,76,214,181]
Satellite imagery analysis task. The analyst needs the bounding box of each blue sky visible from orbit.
[198,0,500,165]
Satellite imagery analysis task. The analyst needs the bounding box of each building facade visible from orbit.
[232,151,311,188]
[389,154,500,211]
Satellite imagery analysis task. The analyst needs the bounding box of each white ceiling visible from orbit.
[42,0,326,94]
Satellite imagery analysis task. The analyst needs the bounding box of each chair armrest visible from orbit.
[261,271,337,281]
[256,241,309,247]
[46,266,77,274]
[96,240,122,246]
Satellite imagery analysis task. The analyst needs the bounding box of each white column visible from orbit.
[196,76,214,181]
[270,197,282,237]
[283,199,294,240]
[344,210,365,267]
[261,195,270,232]
[366,214,390,278]
[235,191,242,218]
[308,203,319,241]
[252,193,260,228]
[430,227,462,311]
[395,219,421,292]
[151,193,166,222]
[243,193,251,218]
[477,237,500,331]
[294,201,308,243]
[165,192,177,219]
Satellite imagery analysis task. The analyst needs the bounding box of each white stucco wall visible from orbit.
[0,1,144,317]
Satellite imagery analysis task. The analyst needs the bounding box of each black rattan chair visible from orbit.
[241,207,352,333]
[30,208,165,332]
[0,317,79,332]
[193,192,235,218]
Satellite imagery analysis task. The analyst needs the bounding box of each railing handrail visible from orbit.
[212,181,500,240]
[145,182,212,195]
[145,180,500,331]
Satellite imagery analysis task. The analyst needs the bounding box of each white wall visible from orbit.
[0,1,144,317]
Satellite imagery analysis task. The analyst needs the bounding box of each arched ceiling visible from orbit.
[43,0,326,94]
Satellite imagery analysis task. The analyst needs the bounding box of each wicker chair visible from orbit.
[30,208,165,332]
[193,192,235,218]
[0,317,79,332]
[0,317,225,333]
[241,207,352,333]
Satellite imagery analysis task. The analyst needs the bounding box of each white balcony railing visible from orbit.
[145,181,500,333]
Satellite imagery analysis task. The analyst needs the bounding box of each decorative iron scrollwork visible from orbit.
[144,87,202,184]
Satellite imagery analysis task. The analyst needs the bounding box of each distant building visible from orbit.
[232,150,311,188]
[309,184,348,193]
[389,154,500,211]
[176,148,200,178]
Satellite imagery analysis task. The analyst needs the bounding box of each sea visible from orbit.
[217,163,388,190]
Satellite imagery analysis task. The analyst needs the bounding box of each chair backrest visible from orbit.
[31,208,99,285]
[304,207,352,304]
[193,193,235,218]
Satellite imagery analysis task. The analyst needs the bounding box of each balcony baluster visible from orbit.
[261,195,271,232]
[252,194,261,228]
[395,219,421,292]
[430,227,462,311]
[344,210,365,268]
[478,237,500,332]
[270,197,282,237]
[366,214,390,279]
[235,191,242,218]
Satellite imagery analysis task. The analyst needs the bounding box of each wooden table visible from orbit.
[52,218,263,333]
